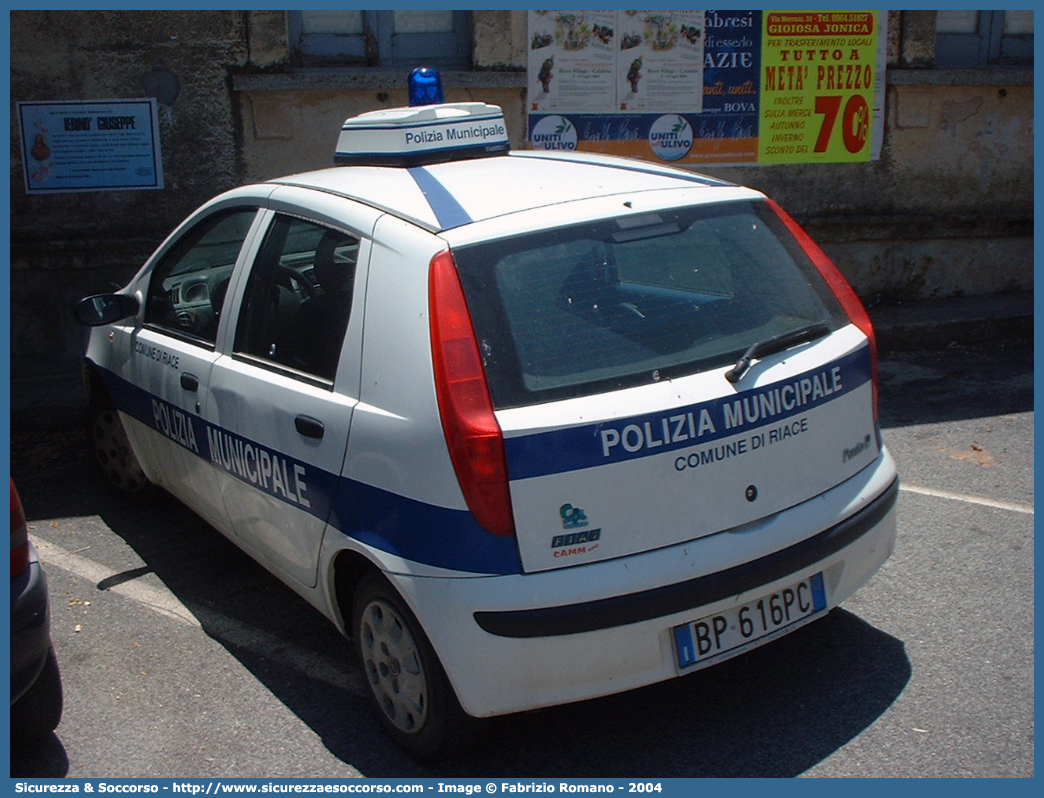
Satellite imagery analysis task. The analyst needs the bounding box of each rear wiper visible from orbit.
[725,322,832,384]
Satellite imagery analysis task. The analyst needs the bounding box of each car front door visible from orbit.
[129,205,264,530]
[204,196,377,589]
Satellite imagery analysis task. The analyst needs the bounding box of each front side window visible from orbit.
[289,10,470,68]
[453,201,847,408]
[234,215,360,383]
[144,208,258,346]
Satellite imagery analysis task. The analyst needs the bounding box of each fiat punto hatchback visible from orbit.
[77,85,898,759]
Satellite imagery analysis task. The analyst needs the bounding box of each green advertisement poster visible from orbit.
[759,11,878,163]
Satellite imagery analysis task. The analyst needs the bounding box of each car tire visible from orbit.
[86,400,158,501]
[11,647,63,744]
[352,573,476,760]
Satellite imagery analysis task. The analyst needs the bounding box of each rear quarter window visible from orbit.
[453,200,846,408]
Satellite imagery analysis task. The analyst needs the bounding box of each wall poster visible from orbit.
[527,10,886,166]
[18,99,164,194]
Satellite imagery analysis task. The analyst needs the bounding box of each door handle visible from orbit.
[180,373,199,392]
[295,415,325,440]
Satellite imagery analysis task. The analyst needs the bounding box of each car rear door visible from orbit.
[204,190,380,589]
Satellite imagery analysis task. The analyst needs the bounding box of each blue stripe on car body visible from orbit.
[503,346,873,481]
[408,166,474,230]
[91,344,868,577]
[92,368,521,575]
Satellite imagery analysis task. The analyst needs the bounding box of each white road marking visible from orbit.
[35,537,200,627]
[900,484,1034,515]
[35,482,1030,697]
[33,535,365,694]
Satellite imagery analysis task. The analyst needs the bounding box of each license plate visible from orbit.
[673,572,827,670]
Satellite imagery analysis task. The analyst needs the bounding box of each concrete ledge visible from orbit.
[232,66,1031,93]
[233,68,527,93]
[887,67,1033,86]
[870,293,1034,353]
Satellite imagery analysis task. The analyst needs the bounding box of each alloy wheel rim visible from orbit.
[359,598,429,734]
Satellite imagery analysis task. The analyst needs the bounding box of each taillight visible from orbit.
[767,199,879,424]
[428,250,516,537]
[11,479,30,577]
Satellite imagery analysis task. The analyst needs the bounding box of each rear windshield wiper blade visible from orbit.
[725,322,832,384]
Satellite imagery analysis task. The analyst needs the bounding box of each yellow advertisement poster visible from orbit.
[759,10,877,164]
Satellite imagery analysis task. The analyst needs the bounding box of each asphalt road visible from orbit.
[9,337,1034,779]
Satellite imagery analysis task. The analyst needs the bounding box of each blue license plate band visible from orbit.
[674,571,826,671]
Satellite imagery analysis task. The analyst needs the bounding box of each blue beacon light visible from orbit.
[408,67,445,106]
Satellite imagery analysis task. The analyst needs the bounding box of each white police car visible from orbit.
[77,70,898,759]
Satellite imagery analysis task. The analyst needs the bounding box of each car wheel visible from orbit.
[86,402,157,501]
[11,647,63,744]
[352,573,476,760]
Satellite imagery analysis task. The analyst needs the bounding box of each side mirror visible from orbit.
[75,293,140,326]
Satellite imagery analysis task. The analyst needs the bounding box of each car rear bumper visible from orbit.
[394,449,899,718]
[10,543,54,704]
[476,476,897,638]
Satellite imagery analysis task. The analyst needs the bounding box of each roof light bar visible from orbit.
[335,70,510,168]
[335,102,509,168]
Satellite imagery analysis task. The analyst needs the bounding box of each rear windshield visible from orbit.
[453,199,847,408]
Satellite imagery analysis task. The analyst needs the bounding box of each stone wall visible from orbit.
[8,10,1034,409]
[10,11,252,406]
[702,78,1034,301]
[232,11,1032,304]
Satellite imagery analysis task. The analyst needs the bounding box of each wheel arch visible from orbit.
[83,359,113,409]
[331,548,380,637]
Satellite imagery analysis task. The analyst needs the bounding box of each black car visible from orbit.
[10,479,63,743]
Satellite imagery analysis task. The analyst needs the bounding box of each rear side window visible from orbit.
[234,215,359,383]
[453,200,846,407]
